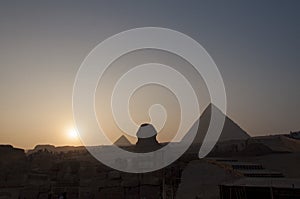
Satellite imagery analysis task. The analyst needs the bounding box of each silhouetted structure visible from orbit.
[135,123,162,153]
[113,135,132,147]
[219,178,300,199]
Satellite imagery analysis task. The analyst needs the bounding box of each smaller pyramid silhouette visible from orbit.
[114,135,132,147]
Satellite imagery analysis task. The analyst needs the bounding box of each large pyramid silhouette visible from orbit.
[183,103,250,145]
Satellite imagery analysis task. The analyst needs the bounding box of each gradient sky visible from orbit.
[0,1,299,149]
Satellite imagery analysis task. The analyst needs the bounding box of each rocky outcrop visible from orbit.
[0,145,28,187]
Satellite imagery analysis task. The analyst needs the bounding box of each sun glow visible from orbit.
[67,128,79,140]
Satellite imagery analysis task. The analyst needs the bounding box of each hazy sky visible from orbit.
[0,1,299,149]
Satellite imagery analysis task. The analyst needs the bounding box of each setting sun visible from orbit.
[67,128,79,140]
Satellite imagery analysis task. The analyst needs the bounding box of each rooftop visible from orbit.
[222,178,300,189]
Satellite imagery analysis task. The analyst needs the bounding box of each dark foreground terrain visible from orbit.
[1,132,300,199]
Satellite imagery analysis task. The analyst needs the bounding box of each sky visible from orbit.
[0,1,299,149]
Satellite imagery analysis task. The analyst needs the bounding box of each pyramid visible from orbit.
[183,103,250,145]
[113,135,132,147]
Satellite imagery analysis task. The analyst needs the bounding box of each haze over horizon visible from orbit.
[0,1,299,149]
